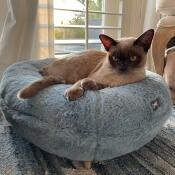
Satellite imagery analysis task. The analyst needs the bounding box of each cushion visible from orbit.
[156,0,175,15]
[0,59,172,161]
[157,16,175,28]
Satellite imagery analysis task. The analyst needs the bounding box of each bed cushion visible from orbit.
[156,0,175,15]
[0,58,172,161]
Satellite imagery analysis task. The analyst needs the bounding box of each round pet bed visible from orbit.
[0,59,172,161]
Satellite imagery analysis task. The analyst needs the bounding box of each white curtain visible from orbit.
[0,0,54,78]
[122,0,160,71]
[0,0,37,77]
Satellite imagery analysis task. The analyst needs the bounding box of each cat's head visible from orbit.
[99,29,154,73]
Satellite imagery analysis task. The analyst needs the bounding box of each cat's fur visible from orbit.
[18,29,154,101]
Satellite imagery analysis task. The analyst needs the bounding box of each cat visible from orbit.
[17,29,154,101]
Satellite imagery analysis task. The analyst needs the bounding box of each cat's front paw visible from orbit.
[64,87,84,101]
[81,79,98,90]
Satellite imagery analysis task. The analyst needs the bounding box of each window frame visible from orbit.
[54,0,123,55]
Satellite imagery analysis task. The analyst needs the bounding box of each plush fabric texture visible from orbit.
[158,16,175,27]
[0,59,172,161]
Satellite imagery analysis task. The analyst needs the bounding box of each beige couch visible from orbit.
[152,0,175,104]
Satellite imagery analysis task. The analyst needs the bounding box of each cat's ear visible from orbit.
[134,29,154,52]
[99,34,117,51]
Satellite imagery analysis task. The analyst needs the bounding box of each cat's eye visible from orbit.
[130,56,137,61]
[112,56,118,61]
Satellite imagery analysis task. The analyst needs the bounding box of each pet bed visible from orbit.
[0,58,172,161]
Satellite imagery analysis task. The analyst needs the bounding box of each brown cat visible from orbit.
[17,29,154,101]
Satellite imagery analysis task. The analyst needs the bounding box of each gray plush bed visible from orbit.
[0,58,172,161]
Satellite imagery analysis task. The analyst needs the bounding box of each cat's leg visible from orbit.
[64,80,84,101]
[64,78,106,101]
[81,78,107,90]
[18,76,65,99]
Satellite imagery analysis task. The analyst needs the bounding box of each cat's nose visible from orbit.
[119,67,127,72]
[119,63,128,71]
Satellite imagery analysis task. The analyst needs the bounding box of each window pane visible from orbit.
[55,44,85,55]
[88,28,102,39]
[88,13,102,26]
[88,28,121,39]
[102,29,121,39]
[55,28,85,40]
[88,0,104,11]
[54,0,85,11]
[54,10,85,25]
[53,0,123,55]
[88,13,122,27]
[88,43,101,50]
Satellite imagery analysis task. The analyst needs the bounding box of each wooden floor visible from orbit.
[0,109,175,175]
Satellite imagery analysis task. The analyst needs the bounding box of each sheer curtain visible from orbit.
[122,0,160,72]
[0,0,54,78]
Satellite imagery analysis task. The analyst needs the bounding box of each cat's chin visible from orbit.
[116,68,130,74]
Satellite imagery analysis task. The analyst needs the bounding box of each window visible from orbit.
[54,0,123,55]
